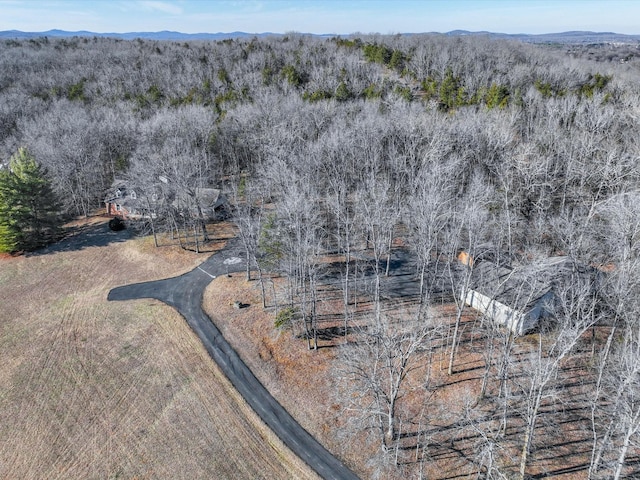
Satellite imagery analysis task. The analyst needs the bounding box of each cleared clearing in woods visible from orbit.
[0,216,317,480]
[203,267,606,480]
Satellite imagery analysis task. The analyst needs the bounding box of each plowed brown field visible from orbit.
[0,216,317,480]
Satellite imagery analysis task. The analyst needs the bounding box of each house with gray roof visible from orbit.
[104,179,146,218]
[462,256,598,336]
[170,187,227,220]
[105,180,227,221]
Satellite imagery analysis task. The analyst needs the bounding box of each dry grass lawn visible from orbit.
[0,216,317,480]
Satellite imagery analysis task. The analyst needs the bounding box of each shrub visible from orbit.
[274,306,298,330]
[109,217,126,231]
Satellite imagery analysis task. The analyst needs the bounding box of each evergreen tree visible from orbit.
[486,83,510,109]
[0,148,61,252]
[439,68,465,111]
[335,81,352,102]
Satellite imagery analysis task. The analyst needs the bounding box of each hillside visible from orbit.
[2,29,640,44]
[2,32,640,478]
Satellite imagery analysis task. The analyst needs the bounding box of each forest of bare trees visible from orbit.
[2,32,640,478]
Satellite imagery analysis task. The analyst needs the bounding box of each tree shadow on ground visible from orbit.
[26,218,131,256]
[296,325,362,347]
[315,325,360,342]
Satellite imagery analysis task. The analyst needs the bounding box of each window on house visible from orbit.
[130,191,137,199]
[116,204,122,211]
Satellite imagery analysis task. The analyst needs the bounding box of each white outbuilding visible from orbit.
[462,256,598,336]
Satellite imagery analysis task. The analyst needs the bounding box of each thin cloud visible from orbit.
[0,0,638,36]
[138,1,183,15]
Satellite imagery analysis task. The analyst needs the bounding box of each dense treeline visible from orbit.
[1,34,633,218]
[2,33,640,478]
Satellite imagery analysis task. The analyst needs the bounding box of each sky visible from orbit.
[0,0,639,36]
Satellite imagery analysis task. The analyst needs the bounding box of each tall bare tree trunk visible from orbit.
[613,426,634,480]
[448,307,463,376]
[193,223,200,253]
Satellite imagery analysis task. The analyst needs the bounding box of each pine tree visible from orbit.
[0,148,61,252]
[439,67,464,111]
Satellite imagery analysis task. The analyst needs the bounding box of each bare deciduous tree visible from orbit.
[338,312,430,453]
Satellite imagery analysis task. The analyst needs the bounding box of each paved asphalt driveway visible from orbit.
[108,238,359,480]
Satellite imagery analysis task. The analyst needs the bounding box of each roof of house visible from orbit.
[194,187,224,209]
[105,179,225,217]
[468,256,595,312]
[171,188,225,211]
[104,180,126,202]
[104,179,161,213]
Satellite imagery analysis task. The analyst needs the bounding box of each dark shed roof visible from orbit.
[468,256,596,312]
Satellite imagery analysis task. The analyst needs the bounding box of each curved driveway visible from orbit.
[108,238,358,480]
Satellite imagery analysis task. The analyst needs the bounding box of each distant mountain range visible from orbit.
[444,30,640,44]
[1,29,639,44]
[0,29,270,41]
